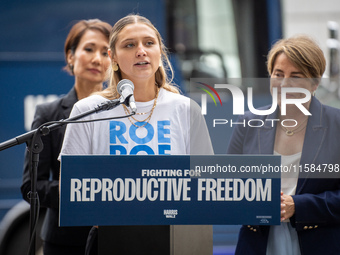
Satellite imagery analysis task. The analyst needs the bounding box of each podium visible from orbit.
[60,155,280,254]
[99,225,212,255]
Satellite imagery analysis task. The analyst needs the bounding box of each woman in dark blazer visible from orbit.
[21,19,112,255]
[228,35,340,255]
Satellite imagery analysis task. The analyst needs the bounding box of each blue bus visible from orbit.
[0,0,282,254]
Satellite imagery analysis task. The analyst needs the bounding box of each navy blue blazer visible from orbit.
[227,97,340,255]
[21,87,91,246]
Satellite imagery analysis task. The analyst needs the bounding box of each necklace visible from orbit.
[134,110,152,116]
[123,88,159,128]
[280,117,308,136]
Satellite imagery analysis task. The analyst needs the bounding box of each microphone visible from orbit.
[117,79,137,114]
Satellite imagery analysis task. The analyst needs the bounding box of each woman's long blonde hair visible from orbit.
[97,14,180,100]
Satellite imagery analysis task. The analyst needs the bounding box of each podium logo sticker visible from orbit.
[256,215,272,224]
[164,209,178,218]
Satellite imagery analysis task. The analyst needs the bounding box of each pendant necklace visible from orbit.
[280,117,308,136]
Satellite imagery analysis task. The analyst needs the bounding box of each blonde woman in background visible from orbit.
[228,35,340,255]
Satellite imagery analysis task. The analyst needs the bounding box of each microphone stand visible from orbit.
[0,98,124,255]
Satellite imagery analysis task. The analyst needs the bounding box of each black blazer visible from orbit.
[228,97,340,255]
[21,87,91,246]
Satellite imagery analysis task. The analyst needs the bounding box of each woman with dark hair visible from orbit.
[228,35,340,255]
[21,19,112,255]
[59,14,213,254]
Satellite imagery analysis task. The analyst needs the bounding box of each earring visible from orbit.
[113,63,119,72]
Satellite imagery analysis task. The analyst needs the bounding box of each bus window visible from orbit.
[167,0,282,92]
[167,0,239,91]
[196,0,240,78]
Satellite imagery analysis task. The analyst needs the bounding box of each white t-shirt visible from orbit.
[59,88,213,157]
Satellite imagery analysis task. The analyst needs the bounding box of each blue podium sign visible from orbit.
[59,155,281,226]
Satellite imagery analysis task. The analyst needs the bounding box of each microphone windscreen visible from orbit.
[117,79,134,96]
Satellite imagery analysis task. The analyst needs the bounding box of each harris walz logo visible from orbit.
[164,209,178,218]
